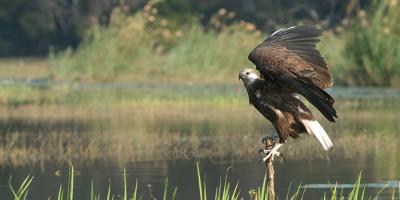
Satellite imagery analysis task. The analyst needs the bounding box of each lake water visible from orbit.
[0,83,399,199]
[1,158,400,199]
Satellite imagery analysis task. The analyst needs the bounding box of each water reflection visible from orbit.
[1,157,400,199]
[303,181,400,189]
[0,84,399,199]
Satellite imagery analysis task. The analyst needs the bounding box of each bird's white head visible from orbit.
[238,68,259,86]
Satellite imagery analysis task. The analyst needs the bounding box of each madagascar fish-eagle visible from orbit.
[238,25,337,160]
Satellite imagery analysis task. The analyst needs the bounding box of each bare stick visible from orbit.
[264,137,276,200]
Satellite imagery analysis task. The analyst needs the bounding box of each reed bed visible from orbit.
[0,91,399,166]
[0,126,398,167]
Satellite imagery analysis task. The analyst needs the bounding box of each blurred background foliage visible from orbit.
[1,0,400,87]
[0,0,369,56]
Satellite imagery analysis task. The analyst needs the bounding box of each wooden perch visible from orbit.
[264,137,276,200]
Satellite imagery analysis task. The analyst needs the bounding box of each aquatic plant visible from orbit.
[7,164,400,200]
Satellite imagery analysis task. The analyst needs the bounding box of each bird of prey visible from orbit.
[238,25,337,161]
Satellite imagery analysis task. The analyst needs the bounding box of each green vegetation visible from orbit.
[0,0,358,56]
[0,83,399,166]
[45,0,400,87]
[9,176,34,200]
[338,0,400,87]
[2,1,399,87]
[0,58,48,79]
[49,5,260,83]
[7,164,400,200]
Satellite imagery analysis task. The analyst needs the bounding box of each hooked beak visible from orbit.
[238,70,244,80]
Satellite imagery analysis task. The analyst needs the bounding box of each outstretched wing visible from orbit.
[248,25,333,89]
[248,26,337,122]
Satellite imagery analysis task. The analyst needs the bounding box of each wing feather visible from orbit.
[248,25,337,122]
[248,25,332,88]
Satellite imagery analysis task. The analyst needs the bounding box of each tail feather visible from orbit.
[287,76,337,122]
[302,119,333,150]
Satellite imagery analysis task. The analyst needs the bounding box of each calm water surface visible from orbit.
[0,84,399,199]
[1,157,400,199]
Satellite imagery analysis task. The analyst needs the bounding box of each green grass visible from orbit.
[0,58,48,79]
[7,164,400,200]
[9,175,34,200]
[0,84,399,166]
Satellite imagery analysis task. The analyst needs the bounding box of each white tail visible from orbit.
[302,120,333,150]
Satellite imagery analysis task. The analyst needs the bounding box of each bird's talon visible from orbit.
[259,149,271,155]
[262,138,267,144]
[258,149,264,154]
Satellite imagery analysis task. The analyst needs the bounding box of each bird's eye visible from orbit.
[246,72,250,75]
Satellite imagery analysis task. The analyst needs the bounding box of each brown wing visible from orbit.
[248,26,337,122]
[248,25,333,89]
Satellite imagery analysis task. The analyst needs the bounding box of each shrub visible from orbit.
[341,0,400,87]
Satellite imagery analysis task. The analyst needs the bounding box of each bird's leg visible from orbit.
[261,133,279,147]
[259,136,284,161]
[262,143,283,161]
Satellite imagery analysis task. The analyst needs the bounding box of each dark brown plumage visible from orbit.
[239,25,337,157]
[249,26,332,89]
